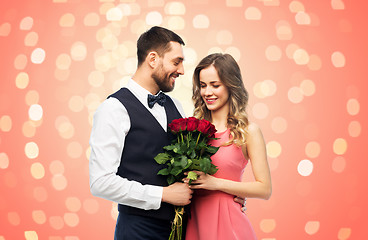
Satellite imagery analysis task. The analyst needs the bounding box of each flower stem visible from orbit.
[187,132,190,147]
[168,206,184,240]
[195,132,201,147]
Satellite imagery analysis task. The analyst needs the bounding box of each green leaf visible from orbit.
[206,145,219,154]
[174,142,187,155]
[208,165,218,175]
[200,157,211,173]
[164,144,178,151]
[179,156,188,168]
[196,141,207,150]
[154,153,171,164]
[167,175,175,185]
[189,150,197,159]
[185,159,192,169]
[157,168,169,175]
[170,167,183,176]
[173,158,182,167]
[186,171,198,180]
[189,158,200,171]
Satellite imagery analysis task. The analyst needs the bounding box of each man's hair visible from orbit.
[137,26,185,66]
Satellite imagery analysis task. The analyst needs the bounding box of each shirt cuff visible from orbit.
[146,185,163,210]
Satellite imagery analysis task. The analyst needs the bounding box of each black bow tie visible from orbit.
[147,92,166,108]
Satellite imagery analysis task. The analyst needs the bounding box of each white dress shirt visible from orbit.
[89,79,185,210]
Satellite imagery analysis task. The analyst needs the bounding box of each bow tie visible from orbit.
[147,92,166,108]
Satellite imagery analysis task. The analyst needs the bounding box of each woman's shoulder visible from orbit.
[247,121,261,134]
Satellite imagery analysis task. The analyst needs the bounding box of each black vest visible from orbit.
[108,88,182,221]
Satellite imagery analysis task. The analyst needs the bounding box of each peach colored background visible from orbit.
[0,0,367,239]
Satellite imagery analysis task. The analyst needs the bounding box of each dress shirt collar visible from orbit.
[127,79,163,108]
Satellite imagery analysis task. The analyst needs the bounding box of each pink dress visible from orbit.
[185,129,257,240]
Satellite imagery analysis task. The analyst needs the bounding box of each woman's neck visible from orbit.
[210,106,229,132]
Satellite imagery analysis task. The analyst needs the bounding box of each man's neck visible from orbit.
[132,69,159,95]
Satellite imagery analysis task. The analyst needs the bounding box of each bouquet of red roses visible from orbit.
[154,117,219,240]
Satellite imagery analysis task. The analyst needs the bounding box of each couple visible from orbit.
[89,26,272,240]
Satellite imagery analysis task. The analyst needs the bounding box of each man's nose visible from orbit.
[177,63,184,75]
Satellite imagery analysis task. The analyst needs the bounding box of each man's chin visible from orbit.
[161,83,175,92]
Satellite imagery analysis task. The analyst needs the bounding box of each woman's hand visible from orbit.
[184,170,220,191]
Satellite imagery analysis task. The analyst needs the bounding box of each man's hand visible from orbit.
[234,196,247,212]
[162,182,193,206]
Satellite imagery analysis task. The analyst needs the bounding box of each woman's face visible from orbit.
[199,65,230,114]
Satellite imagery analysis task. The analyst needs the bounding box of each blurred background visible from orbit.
[0,0,367,239]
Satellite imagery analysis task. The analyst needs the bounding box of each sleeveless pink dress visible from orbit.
[185,129,257,240]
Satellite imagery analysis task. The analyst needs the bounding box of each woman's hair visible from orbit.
[137,26,185,66]
[192,53,249,146]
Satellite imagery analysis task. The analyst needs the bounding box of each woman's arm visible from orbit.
[189,122,272,200]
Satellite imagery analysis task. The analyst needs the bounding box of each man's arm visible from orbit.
[89,97,163,210]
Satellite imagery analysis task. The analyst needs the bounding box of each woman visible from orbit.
[185,53,272,240]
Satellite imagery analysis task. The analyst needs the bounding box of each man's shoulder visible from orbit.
[108,87,130,99]
[97,95,126,114]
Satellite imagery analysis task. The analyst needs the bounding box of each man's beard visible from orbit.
[152,65,175,93]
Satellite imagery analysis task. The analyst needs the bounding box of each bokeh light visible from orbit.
[25,32,38,46]
[52,174,68,191]
[305,221,320,235]
[25,142,39,159]
[305,141,320,158]
[193,15,210,29]
[331,51,346,68]
[348,121,361,137]
[31,48,46,64]
[259,219,276,233]
[0,115,12,132]
[15,72,29,89]
[20,17,33,30]
[70,42,87,61]
[265,45,282,61]
[0,152,9,169]
[14,54,28,70]
[332,156,346,173]
[333,138,348,155]
[59,13,75,27]
[146,11,163,26]
[298,159,313,176]
[346,98,360,116]
[266,141,282,158]
[28,104,43,121]
[32,210,47,224]
[30,162,45,179]
[245,7,262,20]
[24,231,38,240]
[293,48,309,65]
[65,197,82,212]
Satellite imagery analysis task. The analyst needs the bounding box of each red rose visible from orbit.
[169,118,188,133]
[186,117,199,132]
[197,119,211,134]
[197,119,217,137]
[207,124,217,138]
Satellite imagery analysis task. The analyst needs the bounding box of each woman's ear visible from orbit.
[147,51,158,68]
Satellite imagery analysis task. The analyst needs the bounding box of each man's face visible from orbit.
[152,41,184,92]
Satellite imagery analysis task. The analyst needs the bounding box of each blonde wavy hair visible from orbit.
[192,53,249,146]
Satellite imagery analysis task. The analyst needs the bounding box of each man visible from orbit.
[89,26,192,239]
